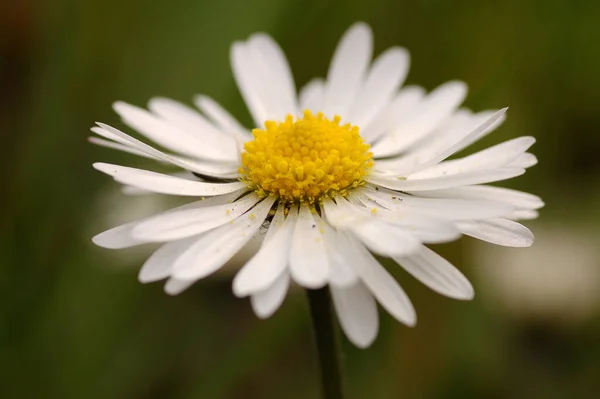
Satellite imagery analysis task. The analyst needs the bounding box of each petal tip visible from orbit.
[405,316,417,328]
[351,337,376,349]
[91,233,118,249]
[112,100,128,112]
[251,304,275,320]
[350,21,372,34]
[453,289,475,301]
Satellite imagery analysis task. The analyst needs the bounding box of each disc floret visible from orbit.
[240,110,373,203]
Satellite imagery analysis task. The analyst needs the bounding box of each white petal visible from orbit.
[121,185,149,195]
[371,80,467,157]
[113,101,236,161]
[247,33,298,118]
[331,282,379,348]
[250,272,290,319]
[193,94,251,138]
[458,218,534,247]
[509,152,538,168]
[350,46,410,128]
[92,190,245,249]
[391,108,507,164]
[351,219,421,257]
[323,22,373,121]
[376,109,509,175]
[412,185,544,210]
[148,97,233,143]
[345,235,416,326]
[321,198,366,229]
[92,124,239,178]
[508,209,539,220]
[324,195,460,244]
[323,226,359,288]
[299,78,325,112]
[289,204,330,289]
[451,109,507,154]
[232,204,298,296]
[93,163,245,196]
[120,172,200,196]
[394,245,474,300]
[231,35,297,126]
[171,196,276,280]
[231,42,270,127]
[368,168,525,191]
[92,221,146,249]
[362,186,514,220]
[409,135,534,179]
[164,277,195,295]
[262,202,287,242]
[361,86,425,142]
[88,136,157,160]
[138,236,198,283]
[131,193,261,241]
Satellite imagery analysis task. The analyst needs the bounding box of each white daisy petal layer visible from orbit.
[350,46,410,128]
[323,196,460,245]
[113,101,237,162]
[193,95,251,139]
[346,235,416,326]
[138,236,199,283]
[92,123,238,178]
[250,272,290,319]
[368,168,525,191]
[510,153,538,168]
[231,34,297,126]
[299,78,326,113]
[327,197,422,256]
[231,43,270,127]
[164,277,195,296]
[148,97,233,141]
[233,204,298,297]
[412,185,544,210]
[247,33,298,118]
[131,194,261,242]
[508,209,539,220]
[120,172,199,196]
[323,22,373,121]
[361,86,425,143]
[323,225,359,288]
[351,220,421,257]
[331,281,379,348]
[394,245,474,300]
[93,163,245,196]
[93,190,245,249]
[289,204,330,289]
[408,135,535,179]
[371,80,468,157]
[376,108,509,176]
[88,136,156,160]
[361,187,514,221]
[171,195,276,280]
[449,110,507,154]
[92,221,147,249]
[458,218,534,247]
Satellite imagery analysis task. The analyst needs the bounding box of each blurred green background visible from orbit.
[2,0,600,398]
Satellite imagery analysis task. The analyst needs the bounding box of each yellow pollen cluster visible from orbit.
[239,110,374,203]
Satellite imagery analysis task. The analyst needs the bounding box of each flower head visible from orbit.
[91,22,543,348]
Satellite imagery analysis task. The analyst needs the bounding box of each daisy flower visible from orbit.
[91,22,543,348]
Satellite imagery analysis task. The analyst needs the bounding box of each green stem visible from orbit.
[306,287,345,399]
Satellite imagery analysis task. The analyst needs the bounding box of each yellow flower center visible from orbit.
[239,110,373,203]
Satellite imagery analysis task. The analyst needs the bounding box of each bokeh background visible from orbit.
[2,0,600,398]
